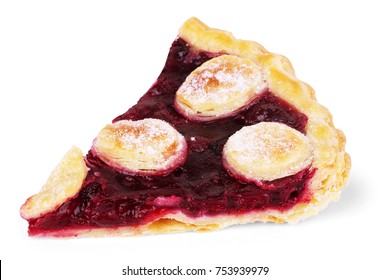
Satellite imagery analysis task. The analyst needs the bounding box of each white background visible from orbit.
[0,1,389,279]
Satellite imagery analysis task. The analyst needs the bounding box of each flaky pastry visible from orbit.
[223,122,313,183]
[92,119,187,176]
[20,146,88,220]
[175,54,266,120]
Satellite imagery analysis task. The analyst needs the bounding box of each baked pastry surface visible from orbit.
[20,18,351,237]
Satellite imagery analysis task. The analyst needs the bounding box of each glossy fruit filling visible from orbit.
[28,38,315,235]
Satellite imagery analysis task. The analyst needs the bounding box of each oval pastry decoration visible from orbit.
[92,119,187,176]
[174,54,266,120]
[20,146,88,220]
[223,122,314,184]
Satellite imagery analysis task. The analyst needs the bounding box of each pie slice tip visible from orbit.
[20,146,88,220]
[20,17,351,237]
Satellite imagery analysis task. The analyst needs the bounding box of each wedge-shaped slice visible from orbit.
[20,18,350,237]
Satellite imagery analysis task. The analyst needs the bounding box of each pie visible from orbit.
[20,18,351,237]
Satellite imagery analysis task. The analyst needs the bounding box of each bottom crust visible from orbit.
[32,155,349,238]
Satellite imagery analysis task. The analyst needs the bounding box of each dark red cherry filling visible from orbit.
[28,38,315,235]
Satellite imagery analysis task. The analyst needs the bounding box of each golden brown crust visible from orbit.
[175,54,266,119]
[223,122,314,182]
[177,17,351,224]
[92,119,187,176]
[20,146,88,220]
[21,18,350,237]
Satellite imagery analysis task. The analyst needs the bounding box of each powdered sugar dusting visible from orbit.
[176,55,266,117]
[113,119,175,151]
[94,119,187,174]
[229,124,298,164]
[223,122,313,181]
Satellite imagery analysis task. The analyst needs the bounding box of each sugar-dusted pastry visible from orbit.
[20,18,350,237]
[92,119,188,176]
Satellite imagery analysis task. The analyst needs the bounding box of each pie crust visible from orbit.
[92,119,188,176]
[175,54,266,120]
[20,18,351,237]
[223,122,314,183]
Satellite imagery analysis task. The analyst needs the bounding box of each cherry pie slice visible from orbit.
[20,18,351,237]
